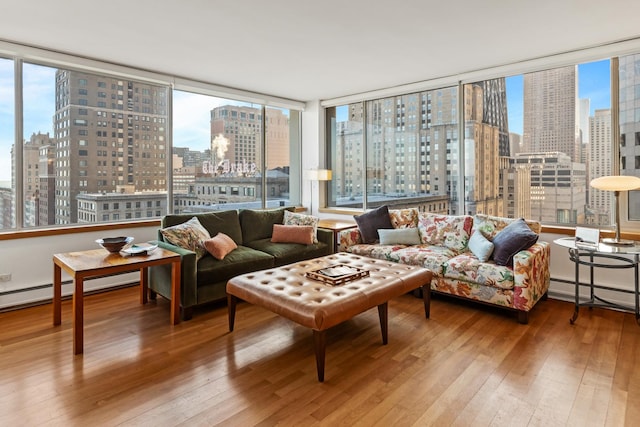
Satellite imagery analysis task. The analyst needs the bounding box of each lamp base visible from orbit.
[601,237,635,246]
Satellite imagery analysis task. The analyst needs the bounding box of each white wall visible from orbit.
[0,225,159,309]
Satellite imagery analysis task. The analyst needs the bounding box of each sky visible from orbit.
[0,59,613,183]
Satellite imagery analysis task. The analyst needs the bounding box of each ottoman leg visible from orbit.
[378,302,388,345]
[421,283,431,319]
[227,294,237,332]
[313,329,326,382]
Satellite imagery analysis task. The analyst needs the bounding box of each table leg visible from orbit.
[53,263,62,326]
[72,278,84,355]
[140,267,148,305]
[378,302,388,345]
[227,294,237,332]
[170,259,181,325]
[570,248,579,325]
[313,329,326,382]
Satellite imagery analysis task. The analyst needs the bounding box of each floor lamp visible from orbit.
[305,169,332,215]
[590,175,640,245]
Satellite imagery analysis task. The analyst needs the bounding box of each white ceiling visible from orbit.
[1,0,640,103]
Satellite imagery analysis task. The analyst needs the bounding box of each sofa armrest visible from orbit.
[148,240,198,310]
[512,241,551,312]
[316,228,333,248]
[338,228,363,252]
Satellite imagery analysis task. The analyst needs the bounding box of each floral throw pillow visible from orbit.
[389,208,419,229]
[283,210,319,243]
[160,216,211,260]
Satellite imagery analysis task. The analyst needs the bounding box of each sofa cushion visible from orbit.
[160,216,211,260]
[196,245,274,287]
[389,208,419,229]
[491,218,539,266]
[283,210,319,243]
[347,243,407,261]
[246,238,331,266]
[203,232,238,260]
[473,214,541,239]
[443,253,515,290]
[389,245,456,275]
[271,224,314,245]
[162,210,243,245]
[468,230,494,262]
[353,205,394,243]
[239,207,293,243]
[378,228,421,245]
[417,213,473,252]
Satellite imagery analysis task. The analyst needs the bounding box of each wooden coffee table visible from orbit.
[226,253,432,382]
[53,247,181,354]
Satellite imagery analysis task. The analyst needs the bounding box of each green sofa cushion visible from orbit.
[239,207,294,243]
[162,210,243,245]
[196,245,274,287]
[246,238,332,266]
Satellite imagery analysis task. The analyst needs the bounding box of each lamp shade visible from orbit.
[590,175,640,191]
[305,169,332,181]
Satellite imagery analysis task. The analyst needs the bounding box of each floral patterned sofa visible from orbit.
[339,208,550,323]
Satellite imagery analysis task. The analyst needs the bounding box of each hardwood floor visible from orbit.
[1,287,639,426]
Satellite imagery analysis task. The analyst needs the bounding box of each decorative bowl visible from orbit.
[96,236,134,253]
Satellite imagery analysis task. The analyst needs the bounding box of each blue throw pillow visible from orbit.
[354,205,394,244]
[468,230,494,262]
[491,218,539,266]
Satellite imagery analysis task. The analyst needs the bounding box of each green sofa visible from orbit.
[148,207,333,320]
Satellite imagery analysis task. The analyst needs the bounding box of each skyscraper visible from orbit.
[619,54,640,220]
[588,109,613,224]
[53,70,168,224]
[523,66,580,162]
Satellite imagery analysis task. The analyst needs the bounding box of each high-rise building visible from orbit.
[53,70,168,224]
[588,109,613,224]
[523,66,580,162]
[209,106,290,174]
[619,54,640,220]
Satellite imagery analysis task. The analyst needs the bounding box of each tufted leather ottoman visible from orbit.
[226,252,432,381]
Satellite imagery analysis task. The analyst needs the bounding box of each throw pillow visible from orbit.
[283,210,319,243]
[160,216,211,260]
[378,228,421,245]
[491,218,539,266]
[239,207,292,243]
[353,205,393,244]
[271,224,314,245]
[468,229,494,262]
[203,232,238,260]
[389,208,419,229]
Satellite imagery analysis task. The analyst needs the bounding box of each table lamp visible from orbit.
[305,169,332,215]
[590,175,640,245]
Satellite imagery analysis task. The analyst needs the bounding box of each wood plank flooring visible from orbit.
[1,287,639,426]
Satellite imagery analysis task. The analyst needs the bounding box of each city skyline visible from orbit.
[0,59,615,184]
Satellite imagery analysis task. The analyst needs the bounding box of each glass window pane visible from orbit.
[22,64,169,227]
[266,107,297,208]
[327,103,364,209]
[0,58,14,230]
[620,54,640,221]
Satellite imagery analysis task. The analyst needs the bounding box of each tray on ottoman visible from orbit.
[305,264,369,286]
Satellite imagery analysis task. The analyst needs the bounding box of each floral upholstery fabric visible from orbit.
[160,216,211,260]
[338,228,363,252]
[443,253,515,290]
[513,241,551,312]
[473,214,541,239]
[389,208,419,229]
[347,243,406,260]
[390,245,455,275]
[417,213,473,252]
[432,276,513,308]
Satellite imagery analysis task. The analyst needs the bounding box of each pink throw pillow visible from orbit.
[271,224,314,245]
[203,232,238,260]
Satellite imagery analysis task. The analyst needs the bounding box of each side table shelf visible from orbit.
[554,237,640,325]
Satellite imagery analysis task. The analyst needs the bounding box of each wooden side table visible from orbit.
[53,247,181,354]
[318,219,357,252]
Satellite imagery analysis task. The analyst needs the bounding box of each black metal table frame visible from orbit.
[568,247,640,325]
